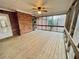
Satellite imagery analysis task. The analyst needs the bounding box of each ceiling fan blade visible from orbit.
[32,7,38,10]
[42,10,48,12]
[41,7,46,9]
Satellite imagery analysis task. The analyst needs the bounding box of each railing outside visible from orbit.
[64,28,79,59]
[34,25,64,33]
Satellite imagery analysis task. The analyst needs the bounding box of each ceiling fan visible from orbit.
[32,6,47,14]
[29,0,48,14]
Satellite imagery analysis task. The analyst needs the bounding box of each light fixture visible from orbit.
[38,11,42,14]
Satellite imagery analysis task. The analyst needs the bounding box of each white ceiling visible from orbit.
[0,0,74,16]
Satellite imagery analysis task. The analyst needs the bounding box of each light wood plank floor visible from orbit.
[0,30,66,59]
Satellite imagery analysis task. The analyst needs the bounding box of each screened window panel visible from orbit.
[39,17,43,25]
[73,14,79,46]
[35,14,66,32]
[52,16,58,26]
[47,16,53,25]
[42,17,47,25]
[58,27,64,32]
[36,18,39,25]
[58,15,66,26]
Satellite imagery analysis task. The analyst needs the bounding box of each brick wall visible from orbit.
[17,12,33,34]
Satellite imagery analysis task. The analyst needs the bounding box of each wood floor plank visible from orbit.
[0,30,66,59]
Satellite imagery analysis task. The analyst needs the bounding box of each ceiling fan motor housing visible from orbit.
[38,7,41,10]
